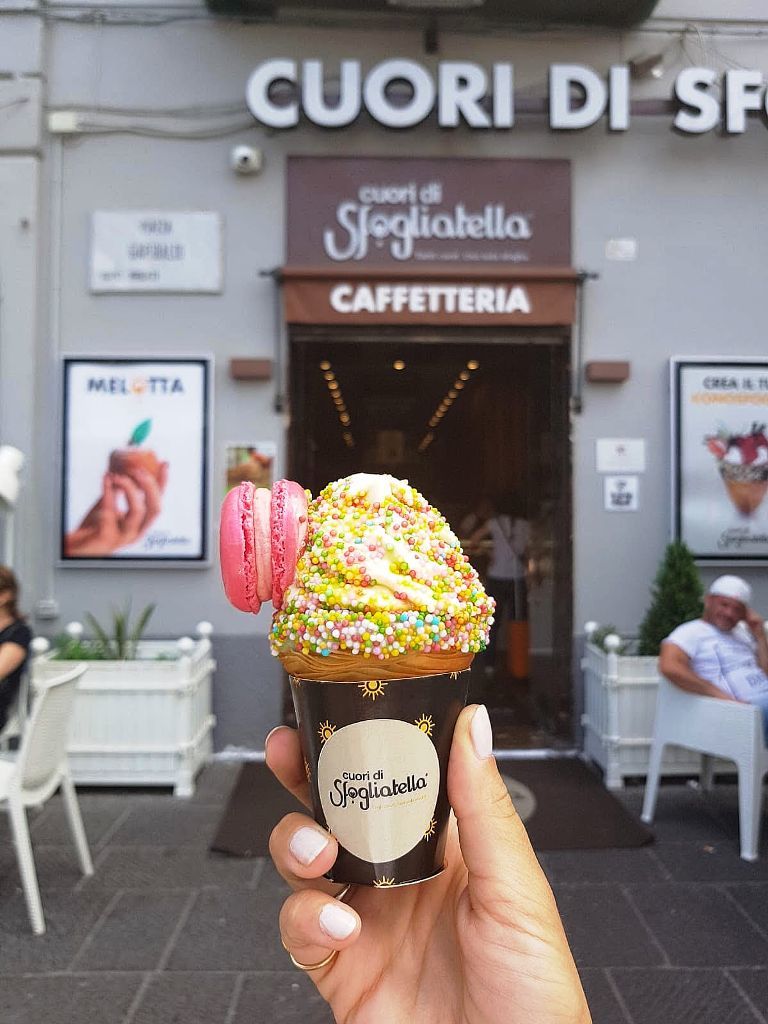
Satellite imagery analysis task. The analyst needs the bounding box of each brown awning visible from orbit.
[208,0,660,31]
[281,265,579,328]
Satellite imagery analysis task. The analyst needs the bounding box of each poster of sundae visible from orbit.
[672,359,768,561]
[61,357,210,564]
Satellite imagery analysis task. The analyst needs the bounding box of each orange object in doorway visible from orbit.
[507,620,529,679]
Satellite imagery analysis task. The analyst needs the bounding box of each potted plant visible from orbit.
[581,541,710,788]
[31,605,216,797]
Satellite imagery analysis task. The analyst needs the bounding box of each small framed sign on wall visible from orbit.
[60,357,211,566]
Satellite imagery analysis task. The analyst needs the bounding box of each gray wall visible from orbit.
[4,1,768,745]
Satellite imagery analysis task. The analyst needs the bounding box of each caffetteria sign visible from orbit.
[281,157,578,328]
[247,59,768,135]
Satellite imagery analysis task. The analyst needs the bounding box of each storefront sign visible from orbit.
[61,358,210,565]
[284,158,574,326]
[90,212,223,293]
[282,268,576,326]
[247,59,768,135]
[672,358,768,562]
[287,157,570,266]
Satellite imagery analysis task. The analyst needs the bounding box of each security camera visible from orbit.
[230,145,262,175]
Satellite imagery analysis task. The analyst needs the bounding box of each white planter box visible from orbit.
[581,630,729,789]
[31,632,216,797]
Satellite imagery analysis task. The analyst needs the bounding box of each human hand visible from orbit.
[743,606,766,640]
[64,464,169,557]
[267,705,591,1024]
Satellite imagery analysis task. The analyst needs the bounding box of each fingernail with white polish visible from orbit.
[471,704,494,760]
[264,726,282,750]
[289,827,330,866]
[319,902,357,940]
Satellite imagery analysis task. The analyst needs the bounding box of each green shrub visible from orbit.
[637,541,703,656]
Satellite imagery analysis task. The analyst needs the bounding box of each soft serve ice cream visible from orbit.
[270,473,494,680]
[706,423,768,516]
[220,472,495,885]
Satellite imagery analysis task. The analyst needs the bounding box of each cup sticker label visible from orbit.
[318,719,439,863]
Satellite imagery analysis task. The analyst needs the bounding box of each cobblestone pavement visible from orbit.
[1,764,767,1024]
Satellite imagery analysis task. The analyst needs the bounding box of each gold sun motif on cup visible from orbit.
[414,714,434,737]
[423,818,437,841]
[318,720,337,744]
[374,876,395,887]
[359,679,388,701]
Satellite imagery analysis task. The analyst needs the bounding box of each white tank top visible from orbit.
[487,515,529,580]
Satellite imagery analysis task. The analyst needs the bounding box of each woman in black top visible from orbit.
[0,566,32,732]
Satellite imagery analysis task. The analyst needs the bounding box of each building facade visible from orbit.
[2,0,768,749]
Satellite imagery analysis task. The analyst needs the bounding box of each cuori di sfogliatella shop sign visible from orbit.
[246,58,768,135]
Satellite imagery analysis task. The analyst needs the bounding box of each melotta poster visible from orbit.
[673,359,768,562]
[61,358,210,564]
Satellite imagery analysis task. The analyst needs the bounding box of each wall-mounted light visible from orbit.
[393,359,406,371]
[0,446,24,510]
[0,445,24,567]
[628,52,665,80]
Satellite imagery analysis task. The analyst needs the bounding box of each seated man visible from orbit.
[659,575,768,744]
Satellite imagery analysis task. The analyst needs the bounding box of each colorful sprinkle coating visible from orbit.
[270,473,495,661]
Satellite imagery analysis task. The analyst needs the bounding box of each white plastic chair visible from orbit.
[0,662,93,934]
[641,675,768,861]
[0,667,30,751]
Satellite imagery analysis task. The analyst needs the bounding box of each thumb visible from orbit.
[447,704,551,912]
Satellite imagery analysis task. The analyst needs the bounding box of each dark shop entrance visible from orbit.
[289,327,574,749]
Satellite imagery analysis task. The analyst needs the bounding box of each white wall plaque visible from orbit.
[90,211,223,293]
[605,238,638,261]
[604,475,639,512]
[596,438,646,473]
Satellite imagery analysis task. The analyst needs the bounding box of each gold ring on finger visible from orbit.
[280,881,355,971]
[335,882,353,902]
[281,940,339,972]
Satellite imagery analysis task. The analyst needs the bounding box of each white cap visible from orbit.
[708,575,752,606]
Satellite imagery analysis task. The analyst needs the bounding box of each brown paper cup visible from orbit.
[289,670,469,887]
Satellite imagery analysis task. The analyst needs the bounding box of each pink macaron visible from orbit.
[219,482,272,614]
[220,479,309,614]
[270,480,309,610]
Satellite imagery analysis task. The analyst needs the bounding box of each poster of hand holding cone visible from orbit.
[61,358,210,563]
[673,359,768,561]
